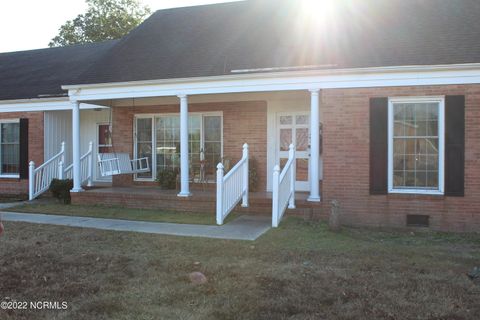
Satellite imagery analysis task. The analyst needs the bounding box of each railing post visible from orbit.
[241,143,249,208]
[60,141,65,164]
[272,165,280,228]
[288,144,296,209]
[58,161,64,180]
[216,163,225,225]
[87,141,94,187]
[28,161,35,200]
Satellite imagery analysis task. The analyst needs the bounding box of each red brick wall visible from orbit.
[0,112,44,195]
[321,85,480,232]
[111,101,268,190]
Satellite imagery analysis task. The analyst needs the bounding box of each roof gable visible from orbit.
[72,0,480,86]
[2,0,480,101]
[0,40,117,101]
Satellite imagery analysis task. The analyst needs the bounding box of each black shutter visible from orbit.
[19,118,29,179]
[369,97,388,195]
[445,95,465,196]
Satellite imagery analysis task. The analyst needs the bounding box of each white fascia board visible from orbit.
[63,63,480,101]
[0,97,107,113]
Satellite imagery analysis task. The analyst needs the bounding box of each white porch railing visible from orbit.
[64,141,94,187]
[272,144,296,228]
[29,142,66,200]
[216,143,249,225]
[28,141,94,200]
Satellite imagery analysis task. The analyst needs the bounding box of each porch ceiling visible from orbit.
[85,91,310,108]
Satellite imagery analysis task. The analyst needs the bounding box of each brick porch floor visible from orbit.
[71,186,323,217]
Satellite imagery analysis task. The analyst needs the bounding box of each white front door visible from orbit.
[277,112,310,191]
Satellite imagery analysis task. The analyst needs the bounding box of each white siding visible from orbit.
[44,109,111,182]
[44,110,72,164]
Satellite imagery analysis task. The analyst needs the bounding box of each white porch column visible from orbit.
[178,94,191,197]
[71,100,84,192]
[308,89,321,202]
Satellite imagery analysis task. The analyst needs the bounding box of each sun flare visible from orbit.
[300,0,337,16]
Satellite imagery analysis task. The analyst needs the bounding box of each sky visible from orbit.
[0,0,242,53]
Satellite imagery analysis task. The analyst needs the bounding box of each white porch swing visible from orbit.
[98,104,150,177]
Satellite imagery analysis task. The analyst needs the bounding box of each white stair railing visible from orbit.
[216,143,249,225]
[272,144,296,228]
[29,142,66,200]
[29,141,95,201]
[64,141,94,187]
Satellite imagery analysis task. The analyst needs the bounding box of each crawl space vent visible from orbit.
[406,215,430,227]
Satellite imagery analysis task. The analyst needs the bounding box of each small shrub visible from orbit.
[157,168,179,189]
[49,179,73,204]
[249,158,259,192]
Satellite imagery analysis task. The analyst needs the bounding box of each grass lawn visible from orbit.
[0,218,479,320]
[5,202,234,225]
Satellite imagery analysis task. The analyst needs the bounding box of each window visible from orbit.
[0,120,20,176]
[203,115,222,174]
[97,124,113,153]
[388,97,444,194]
[135,113,222,180]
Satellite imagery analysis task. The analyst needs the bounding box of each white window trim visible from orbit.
[387,96,445,195]
[0,118,20,178]
[133,111,223,182]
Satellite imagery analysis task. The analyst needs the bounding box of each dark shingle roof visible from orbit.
[0,40,117,100]
[2,0,480,100]
[73,0,480,85]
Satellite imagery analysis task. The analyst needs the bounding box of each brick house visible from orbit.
[0,0,479,231]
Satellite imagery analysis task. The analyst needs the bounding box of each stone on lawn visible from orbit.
[189,272,207,285]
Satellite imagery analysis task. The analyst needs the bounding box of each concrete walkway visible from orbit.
[0,201,28,210]
[0,211,271,241]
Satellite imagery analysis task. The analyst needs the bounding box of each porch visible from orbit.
[70,186,323,217]
[65,89,323,201]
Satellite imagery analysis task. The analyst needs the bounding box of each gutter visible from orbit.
[61,63,480,91]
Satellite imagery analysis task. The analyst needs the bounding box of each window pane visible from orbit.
[1,123,20,174]
[1,123,19,143]
[280,116,292,125]
[98,124,112,146]
[392,102,440,190]
[1,144,19,174]
[295,115,309,125]
[393,171,404,187]
[427,121,438,136]
[137,119,152,142]
[415,171,427,188]
[416,121,428,136]
[156,116,180,175]
[427,103,439,120]
[280,129,292,151]
[427,172,438,188]
[204,116,221,142]
[296,128,309,151]
[136,118,153,178]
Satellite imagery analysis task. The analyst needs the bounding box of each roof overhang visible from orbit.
[0,97,107,113]
[62,63,480,102]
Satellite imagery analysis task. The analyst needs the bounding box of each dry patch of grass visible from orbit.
[5,201,233,225]
[0,218,479,319]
